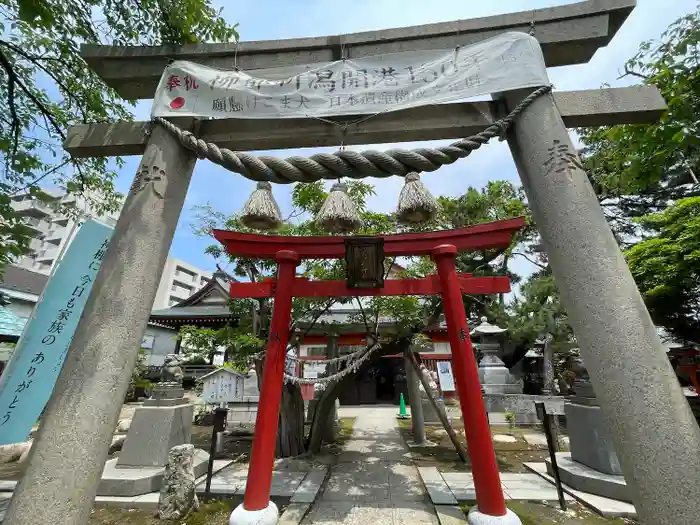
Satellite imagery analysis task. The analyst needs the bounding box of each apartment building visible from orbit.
[10,188,120,275]
[152,258,213,309]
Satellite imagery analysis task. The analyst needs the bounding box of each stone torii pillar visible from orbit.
[502,74,700,523]
[3,123,198,525]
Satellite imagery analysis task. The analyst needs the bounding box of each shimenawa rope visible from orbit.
[154,85,552,184]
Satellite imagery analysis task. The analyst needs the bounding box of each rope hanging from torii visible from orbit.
[153,85,552,184]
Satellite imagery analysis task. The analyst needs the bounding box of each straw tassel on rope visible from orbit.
[396,172,439,225]
[240,181,282,231]
[316,182,362,233]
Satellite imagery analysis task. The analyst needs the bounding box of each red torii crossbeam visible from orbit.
[229,274,511,298]
[214,217,525,518]
[214,216,524,259]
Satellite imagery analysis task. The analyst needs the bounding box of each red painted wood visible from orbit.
[230,275,510,298]
[214,217,524,259]
[243,251,299,511]
[299,334,368,345]
[419,353,453,360]
[433,244,507,516]
[429,333,450,342]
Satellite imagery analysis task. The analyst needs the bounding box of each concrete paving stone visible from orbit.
[349,503,396,525]
[0,481,16,493]
[279,502,311,524]
[493,434,518,443]
[498,473,541,481]
[522,462,547,474]
[388,463,426,501]
[291,468,327,504]
[435,505,468,525]
[569,491,636,519]
[393,501,440,524]
[417,467,458,505]
[501,479,553,489]
[505,488,573,501]
[522,433,548,446]
[523,462,635,518]
[449,487,476,501]
[322,483,391,503]
[193,459,232,485]
[301,501,355,524]
[131,492,160,509]
[418,467,448,482]
[93,495,137,509]
[439,472,473,484]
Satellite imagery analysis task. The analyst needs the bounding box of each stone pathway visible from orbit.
[303,406,439,524]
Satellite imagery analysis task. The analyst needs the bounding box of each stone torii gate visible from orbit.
[5,1,700,525]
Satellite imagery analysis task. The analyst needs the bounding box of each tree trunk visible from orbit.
[276,382,306,457]
[255,356,305,458]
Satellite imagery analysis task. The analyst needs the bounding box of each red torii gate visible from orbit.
[213,216,525,518]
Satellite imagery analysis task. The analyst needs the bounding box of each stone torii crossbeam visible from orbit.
[5,1,700,525]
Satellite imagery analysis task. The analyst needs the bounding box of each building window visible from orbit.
[305,346,327,357]
[175,266,196,280]
[432,342,450,354]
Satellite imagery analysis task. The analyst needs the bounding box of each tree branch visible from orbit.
[513,251,548,270]
[617,64,650,81]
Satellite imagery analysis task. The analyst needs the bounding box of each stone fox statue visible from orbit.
[161,354,184,384]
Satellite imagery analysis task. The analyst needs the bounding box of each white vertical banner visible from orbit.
[436,361,456,392]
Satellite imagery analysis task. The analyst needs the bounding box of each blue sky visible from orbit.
[113,0,697,279]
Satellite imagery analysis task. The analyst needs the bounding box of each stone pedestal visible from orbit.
[546,379,629,501]
[477,343,522,395]
[421,392,446,424]
[98,383,209,497]
[566,385,622,475]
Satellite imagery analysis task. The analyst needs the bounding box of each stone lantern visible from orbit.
[471,317,522,394]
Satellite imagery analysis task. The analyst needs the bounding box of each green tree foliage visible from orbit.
[438,181,535,317]
[0,0,238,274]
[579,7,700,242]
[192,179,532,359]
[504,272,573,346]
[625,197,700,342]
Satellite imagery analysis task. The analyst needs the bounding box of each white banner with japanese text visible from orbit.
[151,32,547,119]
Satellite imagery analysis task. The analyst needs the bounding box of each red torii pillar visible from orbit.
[216,218,524,523]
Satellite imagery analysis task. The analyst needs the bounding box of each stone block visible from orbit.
[546,452,631,503]
[98,450,209,497]
[417,467,457,505]
[565,401,622,475]
[117,403,194,468]
[290,468,326,503]
[228,401,259,425]
[435,505,468,525]
[278,503,311,524]
[482,394,565,416]
[420,396,446,424]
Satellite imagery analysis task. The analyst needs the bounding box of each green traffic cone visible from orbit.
[398,393,409,419]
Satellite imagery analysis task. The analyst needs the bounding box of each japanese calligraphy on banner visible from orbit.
[436,361,456,392]
[0,220,112,445]
[151,32,547,119]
